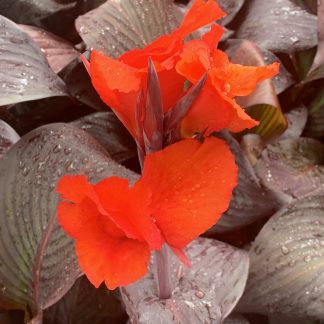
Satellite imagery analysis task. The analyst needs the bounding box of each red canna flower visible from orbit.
[89,0,225,139]
[176,24,280,136]
[56,137,237,289]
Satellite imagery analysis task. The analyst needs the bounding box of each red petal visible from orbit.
[180,81,232,136]
[176,39,211,84]
[76,226,150,289]
[56,175,97,204]
[178,0,226,37]
[201,24,224,50]
[90,51,141,138]
[94,177,164,250]
[57,176,150,289]
[139,137,238,249]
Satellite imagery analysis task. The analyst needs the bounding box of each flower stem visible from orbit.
[155,245,172,299]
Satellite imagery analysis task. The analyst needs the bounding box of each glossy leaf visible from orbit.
[19,25,79,74]
[0,123,137,316]
[59,59,107,111]
[121,237,249,324]
[0,16,67,106]
[0,0,75,24]
[209,132,283,233]
[304,85,324,138]
[0,120,20,158]
[236,0,317,53]
[75,0,181,57]
[43,276,127,324]
[238,195,324,319]
[277,106,308,140]
[255,137,324,201]
[71,111,136,163]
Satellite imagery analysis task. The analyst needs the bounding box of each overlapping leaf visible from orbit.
[0,16,67,106]
[255,137,324,201]
[238,195,324,319]
[19,25,79,74]
[208,133,283,234]
[0,0,75,24]
[121,238,249,324]
[236,0,318,53]
[0,123,137,317]
[75,0,181,57]
[0,120,20,158]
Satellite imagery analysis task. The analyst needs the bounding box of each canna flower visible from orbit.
[90,0,225,140]
[57,137,237,289]
[89,0,279,142]
[176,24,280,136]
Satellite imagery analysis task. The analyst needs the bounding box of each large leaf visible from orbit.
[304,0,324,82]
[0,123,137,317]
[0,120,20,158]
[238,195,324,319]
[59,59,107,111]
[19,25,79,74]
[255,137,324,201]
[277,106,308,140]
[0,16,67,106]
[304,85,324,138]
[207,133,283,237]
[75,0,181,57]
[71,111,136,164]
[43,276,127,324]
[236,0,318,53]
[0,0,75,24]
[121,237,249,324]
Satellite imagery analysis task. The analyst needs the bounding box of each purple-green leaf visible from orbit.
[75,0,181,57]
[121,237,249,324]
[238,195,324,319]
[209,132,283,233]
[0,16,67,106]
[0,123,137,316]
[19,25,79,74]
[236,0,318,53]
[43,276,126,324]
[0,120,20,158]
[72,112,136,164]
[255,137,324,202]
[0,0,75,24]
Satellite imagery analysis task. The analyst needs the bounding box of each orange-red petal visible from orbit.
[138,137,238,249]
[178,0,226,37]
[94,177,163,250]
[76,229,150,289]
[57,175,151,289]
[201,24,224,50]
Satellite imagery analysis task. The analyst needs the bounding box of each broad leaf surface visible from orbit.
[75,0,181,57]
[236,0,317,53]
[43,276,127,324]
[121,237,249,324]
[19,25,79,74]
[255,137,324,201]
[208,133,283,235]
[0,16,67,106]
[72,112,136,164]
[238,195,324,319]
[0,120,20,158]
[0,123,137,315]
[0,0,75,24]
